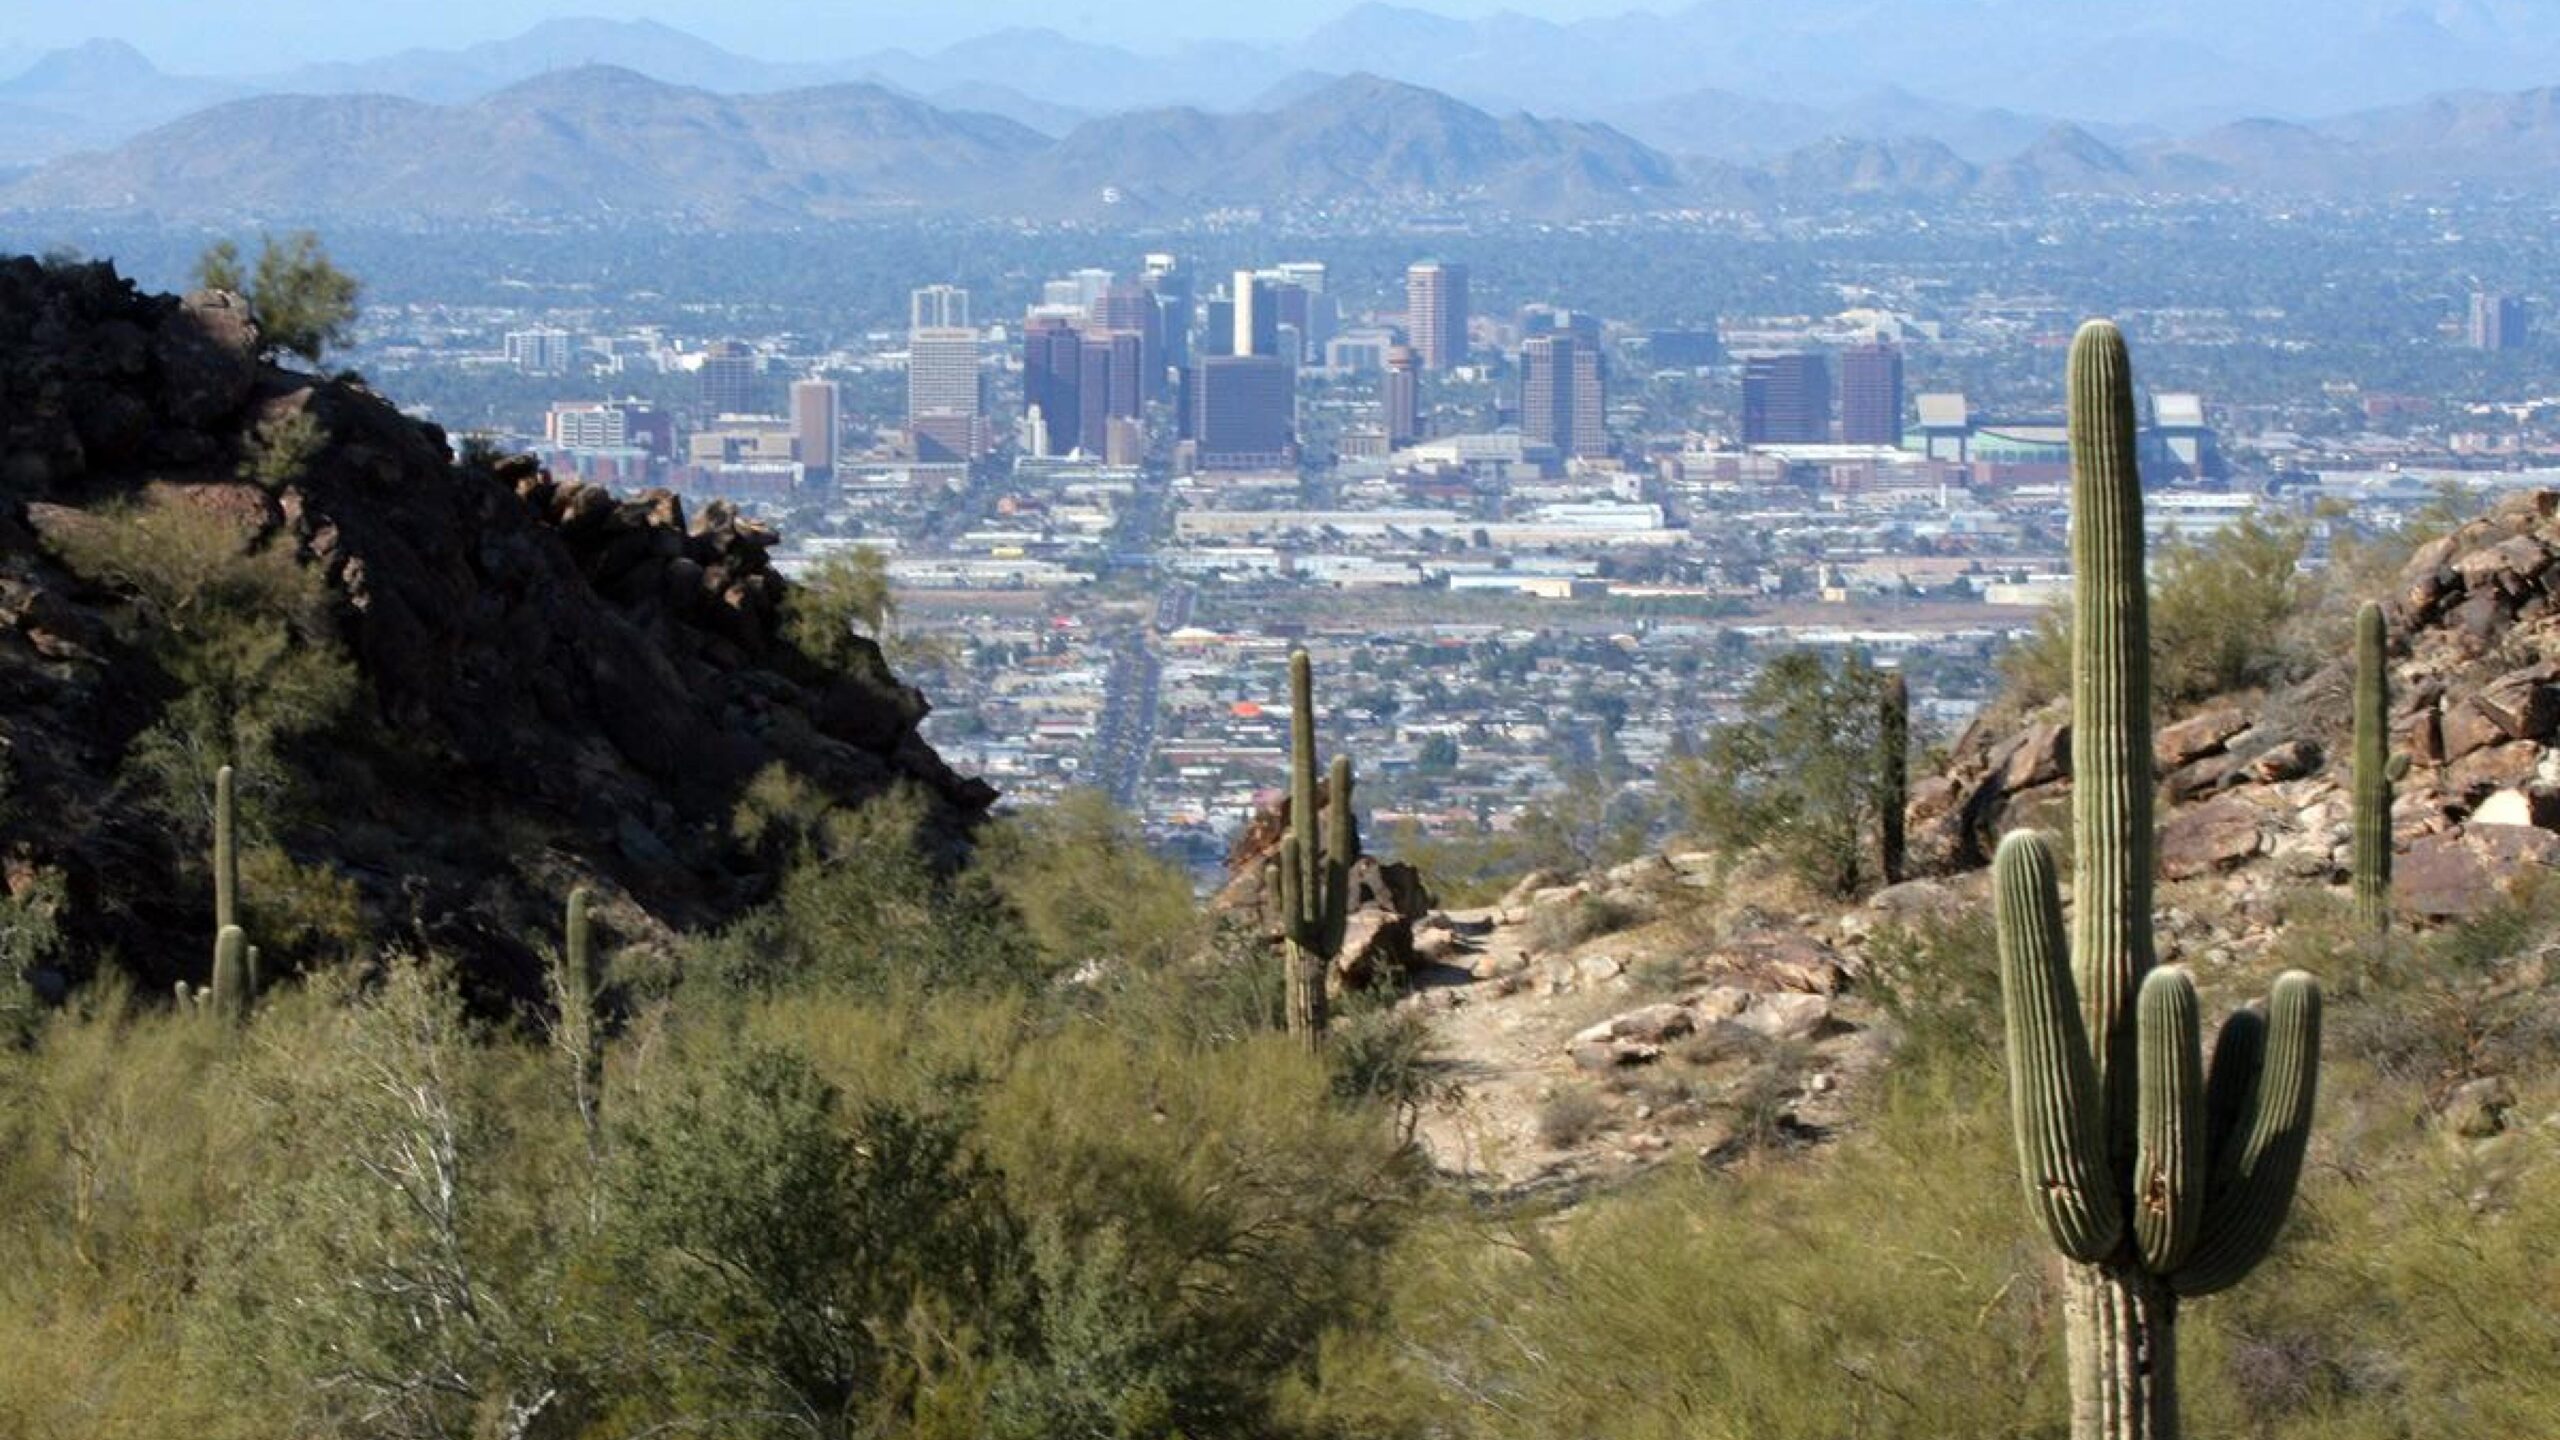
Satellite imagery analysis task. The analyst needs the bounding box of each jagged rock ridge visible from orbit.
[0,254,989,998]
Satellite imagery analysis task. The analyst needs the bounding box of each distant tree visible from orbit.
[194,231,362,366]
[1675,649,1895,897]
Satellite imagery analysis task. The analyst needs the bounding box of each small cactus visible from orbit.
[1878,671,1910,885]
[2351,602,2402,934]
[1280,651,1358,1050]
[1994,322,2322,1440]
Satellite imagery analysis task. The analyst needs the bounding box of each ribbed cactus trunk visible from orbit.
[1994,323,2323,1440]
[564,888,604,1157]
[2069,1266,2180,1440]
[213,764,239,936]
[2352,602,2394,934]
[1283,651,1331,1050]
[1879,672,1909,885]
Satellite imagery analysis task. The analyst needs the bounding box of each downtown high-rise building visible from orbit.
[1090,281,1165,400]
[1021,315,1143,457]
[1231,270,1280,358]
[1742,352,1833,445]
[1382,345,1422,447]
[1143,253,1194,371]
[1407,260,1469,372]
[1520,334,1607,459]
[2469,291,2528,351]
[907,326,980,463]
[698,341,761,417]
[911,284,970,330]
[1838,341,1905,446]
[790,378,839,477]
[1191,354,1296,470]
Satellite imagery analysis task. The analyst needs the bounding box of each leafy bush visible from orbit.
[2001,510,2311,712]
[1536,1085,1608,1148]
[194,231,361,365]
[1674,649,1896,897]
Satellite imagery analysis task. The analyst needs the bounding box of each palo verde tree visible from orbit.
[194,230,361,366]
[1992,321,2321,1440]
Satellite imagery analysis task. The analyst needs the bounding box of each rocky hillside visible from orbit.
[0,255,988,1000]
[1364,492,2560,1192]
[1916,489,2560,923]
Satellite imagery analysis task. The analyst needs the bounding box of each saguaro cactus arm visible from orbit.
[1995,830,2122,1264]
[2172,972,2322,1297]
[213,763,239,936]
[2132,967,2208,1274]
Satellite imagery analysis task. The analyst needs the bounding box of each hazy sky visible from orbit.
[0,0,1648,71]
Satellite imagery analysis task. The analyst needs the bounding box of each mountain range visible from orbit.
[12,3,2560,167]
[20,56,2560,224]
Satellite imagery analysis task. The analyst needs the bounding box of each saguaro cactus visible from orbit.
[213,763,239,937]
[1878,671,1910,885]
[1993,321,2323,1440]
[1280,651,1358,1050]
[559,888,605,1156]
[2351,602,2403,934]
[209,924,250,1023]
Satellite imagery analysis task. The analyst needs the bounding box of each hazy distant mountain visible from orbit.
[1007,73,1678,218]
[2,67,1047,221]
[257,17,834,104]
[0,67,1663,222]
[1600,86,2082,166]
[25,44,2560,223]
[925,82,1089,138]
[0,39,246,163]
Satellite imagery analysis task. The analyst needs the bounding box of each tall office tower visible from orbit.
[1070,268,1115,309]
[1231,270,1280,357]
[1741,352,1833,445]
[698,341,760,417]
[2469,291,2528,351]
[910,284,970,330]
[1520,334,1607,459]
[790,378,839,476]
[504,328,574,375]
[1838,341,1906,445]
[1382,345,1422,446]
[1274,261,1327,293]
[1091,282,1164,400]
[1406,260,1469,372]
[1021,316,1086,457]
[1191,354,1296,469]
[1144,253,1194,371]
[907,327,981,462]
[1077,337,1115,456]
[1203,298,1235,362]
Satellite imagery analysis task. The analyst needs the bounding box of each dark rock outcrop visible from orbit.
[0,255,991,999]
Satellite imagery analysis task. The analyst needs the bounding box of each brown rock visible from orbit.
[2441,699,2511,762]
[2159,796,2264,880]
[2446,741,2541,797]
[2155,707,2251,771]
[153,289,259,428]
[2246,738,2323,784]
[2004,721,2070,791]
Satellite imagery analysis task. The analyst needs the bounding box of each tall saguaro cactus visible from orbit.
[1280,651,1358,1050]
[213,763,239,937]
[1878,671,1910,885]
[559,888,605,1159]
[2352,602,2402,934]
[1994,321,2323,1440]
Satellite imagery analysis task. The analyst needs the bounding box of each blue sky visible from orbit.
[0,0,1640,71]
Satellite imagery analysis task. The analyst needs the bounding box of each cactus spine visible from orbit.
[1281,651,1357,1050]
[1994,321,2323,1440]
[2352,602,2398,934]
[1879,671,1909,885]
